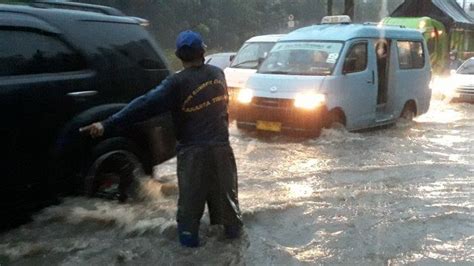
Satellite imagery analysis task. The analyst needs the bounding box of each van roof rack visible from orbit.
[31,0,125,16]
[321,15,352,24]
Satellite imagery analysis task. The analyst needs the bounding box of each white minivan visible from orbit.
[224,34,284,106]
[234,16,432,136]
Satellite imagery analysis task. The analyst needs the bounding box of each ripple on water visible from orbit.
[1,100,473,264]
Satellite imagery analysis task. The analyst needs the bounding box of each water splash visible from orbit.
[1,100,473,264]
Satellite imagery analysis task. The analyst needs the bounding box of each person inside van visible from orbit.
[376,41,388,105]
[288,50,308,72]
[311,51,330,70]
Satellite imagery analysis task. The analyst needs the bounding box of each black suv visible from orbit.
[0,2,176,227]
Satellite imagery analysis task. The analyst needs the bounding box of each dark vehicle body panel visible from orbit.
[0,4,176,226]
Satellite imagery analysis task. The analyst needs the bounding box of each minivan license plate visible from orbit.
[256,121,282,132]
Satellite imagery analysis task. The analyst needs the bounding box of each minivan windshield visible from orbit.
[230,42,275,69]
[259,41,343,75]
[456,58,474,75]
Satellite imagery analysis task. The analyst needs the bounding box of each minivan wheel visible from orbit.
[400,103,416,121]
[83,137,147,202]
[236,121,253,131]
[324,110,345,129]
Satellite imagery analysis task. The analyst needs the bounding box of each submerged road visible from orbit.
[0,99,472,265]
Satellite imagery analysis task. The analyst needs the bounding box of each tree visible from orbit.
[344,0,354,18]
[3,0,401,51]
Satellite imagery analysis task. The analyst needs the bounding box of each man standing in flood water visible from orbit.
[80,30,242,247]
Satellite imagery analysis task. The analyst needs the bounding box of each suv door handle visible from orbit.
[67,91,98,97]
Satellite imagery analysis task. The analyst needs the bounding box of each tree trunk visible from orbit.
[344,0,354,18]
[327,0,333,15]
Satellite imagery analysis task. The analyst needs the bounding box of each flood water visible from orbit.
[1,99,473,265]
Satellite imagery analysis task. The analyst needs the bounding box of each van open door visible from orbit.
[339,41,377,128]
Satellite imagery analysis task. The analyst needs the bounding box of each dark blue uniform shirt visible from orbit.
[103,64,230,148]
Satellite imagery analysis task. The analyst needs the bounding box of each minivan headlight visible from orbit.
[294,93,326,109]
[237,88,254,104]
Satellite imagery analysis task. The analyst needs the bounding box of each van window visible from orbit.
[205,54,231,69]
[0,29,86,77]
[230,42,275,69]
[343,42,367,74]
[259,41,343,75]
[397,41,425,69]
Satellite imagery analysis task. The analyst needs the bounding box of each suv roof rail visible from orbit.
[31,0,125,16]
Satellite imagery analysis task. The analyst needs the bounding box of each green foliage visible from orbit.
[80,0,334,51]
[164,47,225,72]
[163,49,182,72]
[5,0,404,52]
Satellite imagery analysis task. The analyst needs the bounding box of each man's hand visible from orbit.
[79,122,104,138]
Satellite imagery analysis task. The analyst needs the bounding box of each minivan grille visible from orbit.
[252,97,294,109]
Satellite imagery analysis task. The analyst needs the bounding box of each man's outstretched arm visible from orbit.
[80,76,177,138]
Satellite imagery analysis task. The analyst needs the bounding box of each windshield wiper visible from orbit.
[231,59,258,68]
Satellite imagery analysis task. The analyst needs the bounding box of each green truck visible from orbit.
[382,16,474,74]
[382,0,474,74]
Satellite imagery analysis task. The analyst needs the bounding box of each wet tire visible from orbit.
[400,103,416,121]
[82,137,147,201]
[236,121,254,132]
[324,110,345,129]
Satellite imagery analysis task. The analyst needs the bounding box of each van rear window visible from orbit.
[397,41,425,69]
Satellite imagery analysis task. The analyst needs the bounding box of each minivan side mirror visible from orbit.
[257,57,265,67]
[450,69,456,75]
[229,55,235,62]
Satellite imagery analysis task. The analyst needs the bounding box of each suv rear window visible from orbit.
[78,22,167,70]
[0,29,87,76]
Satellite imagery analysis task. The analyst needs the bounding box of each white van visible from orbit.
[234,17,432,135]
[224,34,284,105]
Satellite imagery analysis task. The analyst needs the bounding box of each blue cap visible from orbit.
[176,30,205,50]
